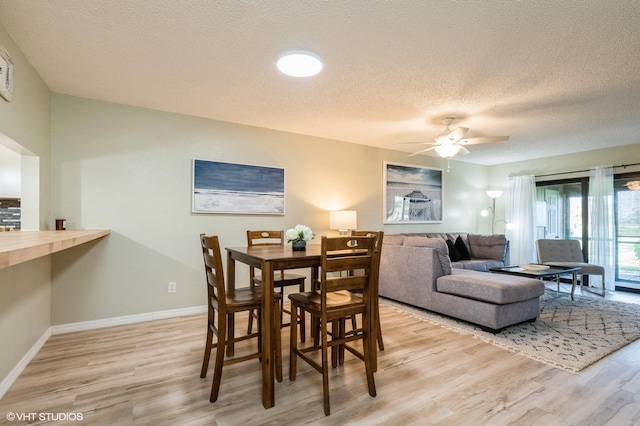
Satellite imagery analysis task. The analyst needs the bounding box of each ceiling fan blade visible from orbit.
[449,127,469,141]
[459,136,510,145]
[458,146,470,156]
[408,146,436,157]
[399,141,436,145]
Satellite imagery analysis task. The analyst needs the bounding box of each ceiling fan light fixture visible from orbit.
[625,181,640,191]
[276,50,323,77]
[434,143,461,158]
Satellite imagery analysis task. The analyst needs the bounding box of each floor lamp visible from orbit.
[481,190,503,234]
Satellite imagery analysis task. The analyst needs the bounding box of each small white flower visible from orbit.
[286,224,315,243]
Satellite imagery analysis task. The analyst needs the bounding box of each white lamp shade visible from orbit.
[486,190,503,199]
[329,210,357,231]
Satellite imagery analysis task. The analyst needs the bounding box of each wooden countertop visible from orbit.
[0,230,110,269]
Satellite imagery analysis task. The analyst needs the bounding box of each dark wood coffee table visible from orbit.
[490,265,581,300]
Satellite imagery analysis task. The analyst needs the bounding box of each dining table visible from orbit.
[225,242,379,409]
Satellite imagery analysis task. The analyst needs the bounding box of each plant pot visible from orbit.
[292,240,306,251]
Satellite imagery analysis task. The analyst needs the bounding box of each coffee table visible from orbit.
[490,265,581,300]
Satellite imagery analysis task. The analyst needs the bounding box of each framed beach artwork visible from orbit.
[383,161,443,224]
[192,159,285,214]
[0,44,14,102]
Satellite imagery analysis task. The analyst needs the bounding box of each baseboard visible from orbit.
[0,327,52,400]
[51,305,207,335]
[0,305,207,400]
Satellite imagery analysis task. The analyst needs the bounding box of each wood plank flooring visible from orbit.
[1,286,640,425]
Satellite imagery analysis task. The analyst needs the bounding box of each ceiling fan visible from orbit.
[405,117,510,158]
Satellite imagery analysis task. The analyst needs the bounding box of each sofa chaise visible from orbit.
[379,234,545,331]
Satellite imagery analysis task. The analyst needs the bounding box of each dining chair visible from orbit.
[349,230,385,353]
[309,231,385,365]
[289,235,377,416]
[246,230,307,340]
[199,234,282,403]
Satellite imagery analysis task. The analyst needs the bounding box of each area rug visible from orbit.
[381,292,640,373]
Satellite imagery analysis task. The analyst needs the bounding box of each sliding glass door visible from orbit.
[615,176,640,286]
[536,180,586,245]
[537,173,640,291]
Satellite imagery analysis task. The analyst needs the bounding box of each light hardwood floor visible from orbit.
[1,286,640,425]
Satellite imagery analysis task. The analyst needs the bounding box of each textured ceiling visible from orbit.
[1,0,639,165]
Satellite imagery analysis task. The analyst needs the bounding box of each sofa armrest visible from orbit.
[379,244,446,309]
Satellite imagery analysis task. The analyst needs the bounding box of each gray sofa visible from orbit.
[379,234,545,331]
[396,232,509,271]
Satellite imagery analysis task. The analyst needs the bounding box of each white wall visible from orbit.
[0,143,20,197]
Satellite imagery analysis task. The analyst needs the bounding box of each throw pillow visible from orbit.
[455,236,471,260]
[446,239,460,262]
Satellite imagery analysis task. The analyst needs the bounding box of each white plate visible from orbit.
[519,264,550,271]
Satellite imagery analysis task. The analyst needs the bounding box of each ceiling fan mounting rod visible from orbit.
[442,117,456,127]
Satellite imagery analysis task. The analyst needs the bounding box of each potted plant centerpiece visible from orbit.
[286,224,314,251]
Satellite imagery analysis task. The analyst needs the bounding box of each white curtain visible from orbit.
[589,166,616,291]
[506,175,537,265]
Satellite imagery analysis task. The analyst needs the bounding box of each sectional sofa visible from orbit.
[378,233,545,331]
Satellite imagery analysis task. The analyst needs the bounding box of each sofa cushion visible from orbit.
[467,234,508,262]
[454,235,471,260]
[403,237,452,276]
[543,261,604,275]
[384,234,406,246]
[455,259,505,272]
[446,239,460,262]
[436,269,545,304]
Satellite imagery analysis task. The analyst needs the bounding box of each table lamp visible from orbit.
[329,210,357,235]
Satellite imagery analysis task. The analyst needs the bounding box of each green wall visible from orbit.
[0,24,52,388]
[49,95,490,325]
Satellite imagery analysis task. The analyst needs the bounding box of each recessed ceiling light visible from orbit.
[277,50,323,77]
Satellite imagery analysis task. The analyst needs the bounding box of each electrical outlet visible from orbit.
[168,281,176,293]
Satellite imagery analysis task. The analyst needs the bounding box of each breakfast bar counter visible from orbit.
[0,230,110,270]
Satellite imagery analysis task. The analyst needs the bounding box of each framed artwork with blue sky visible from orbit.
[192,159,285,214]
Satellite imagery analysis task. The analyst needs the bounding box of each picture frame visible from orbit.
[192,159,285,214]
[383,161,443,224]
[0,44,14,102]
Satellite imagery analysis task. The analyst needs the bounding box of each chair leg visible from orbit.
[210,315,227,402]
[321,317,331,416]
[200,324,213,378]
[362,313,377,398]
[289,300,298,381]
[331,319,344,368]
[247,309,255,334]
[299,282,306,343]
[280,289,285,328]
[226,313,235,356]
[338,318,346,366]
[298,307,306,343]
[376,310,384,351]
